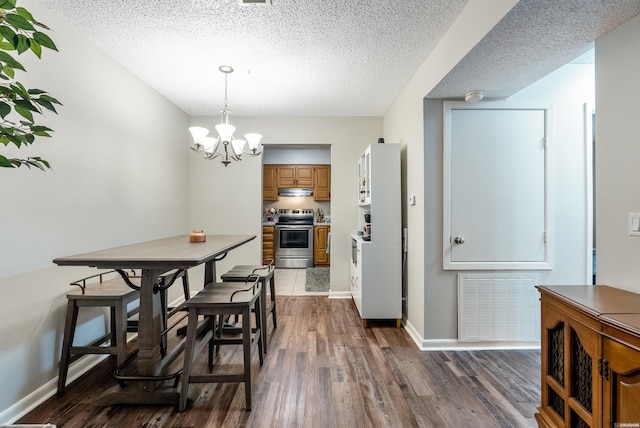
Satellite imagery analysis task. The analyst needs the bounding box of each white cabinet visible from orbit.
[351,143,402,327]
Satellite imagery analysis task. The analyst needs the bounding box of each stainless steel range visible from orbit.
[275,208,314,268]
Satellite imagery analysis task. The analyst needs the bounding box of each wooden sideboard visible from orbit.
[536,285,640,427]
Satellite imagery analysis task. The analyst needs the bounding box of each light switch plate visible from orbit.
[629,212,640,236]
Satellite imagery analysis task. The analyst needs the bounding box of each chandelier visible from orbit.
[188,65,263,167]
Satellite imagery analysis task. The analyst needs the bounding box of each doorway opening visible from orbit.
[261,144,332,295]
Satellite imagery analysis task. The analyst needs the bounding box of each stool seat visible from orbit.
[221,263,276,352]
[179,280,263,411]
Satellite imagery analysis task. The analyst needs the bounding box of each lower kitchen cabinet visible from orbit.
[262,226,275,265]
[349,236,401,328]
[313,225,330,267]
[536,285,640,428]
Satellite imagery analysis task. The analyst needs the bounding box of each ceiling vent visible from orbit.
[238,0,273,5]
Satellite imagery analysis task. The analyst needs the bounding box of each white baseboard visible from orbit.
[403,318,539,351]
[328,291,351,299]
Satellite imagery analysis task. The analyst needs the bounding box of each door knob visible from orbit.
[453,236,465,245]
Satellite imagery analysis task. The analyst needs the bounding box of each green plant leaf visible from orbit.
[32,21,50,31]
[0,50,24,70]
[6,13,35,32]
[30,124,52,137]
[10,81,29,98]
[15,7,34,22]
[0,0,17,11]
[15,33,29,54]
[33,97,56,113]
[15,98,38,112]
[0,41,14,50]
[33,31,57,51]
[39,94,62,106]
[14,102,33,122]
[2,65,13,78]
[29,38,41,58]
[0,153,13,167]
[0,100,10,117]
[0,26,17,48]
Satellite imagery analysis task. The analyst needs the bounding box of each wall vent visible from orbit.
[458,273,540,342]
[238,0,273,5]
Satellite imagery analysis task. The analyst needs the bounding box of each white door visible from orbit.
[443,102,553,270]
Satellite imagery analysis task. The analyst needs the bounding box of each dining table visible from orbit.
[53,234,256,406]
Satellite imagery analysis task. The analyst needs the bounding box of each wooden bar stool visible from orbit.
[220,261,276,351]
[179,278,263,411]
[57,271,139,393]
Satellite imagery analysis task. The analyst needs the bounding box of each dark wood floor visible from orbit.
[20,297,540,427]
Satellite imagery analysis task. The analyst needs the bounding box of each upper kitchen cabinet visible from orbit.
[263,164,331,201]
[277,165,314,188]
[263,165,278,201]
[313,165,331,201]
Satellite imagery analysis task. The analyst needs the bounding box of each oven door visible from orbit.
[275,225,313,268]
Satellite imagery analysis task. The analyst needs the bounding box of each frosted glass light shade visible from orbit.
[244,133,262,151]
[202,136,218,153]
[215,124,236,143]
[188,126,209,147]
[231,139,245,156]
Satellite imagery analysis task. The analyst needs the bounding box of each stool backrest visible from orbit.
[251,259,274,276]
[230,274,260,301]
[70,269,138,294]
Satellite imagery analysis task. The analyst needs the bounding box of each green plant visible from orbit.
[0,0,61,170]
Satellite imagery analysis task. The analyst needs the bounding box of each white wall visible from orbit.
[263,148,331,164]
[383,0,518,344]
[595,13,640,292]
[187,116,381,295]
[0,0,189,421]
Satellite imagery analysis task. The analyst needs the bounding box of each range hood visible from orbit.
[278,187,314,197]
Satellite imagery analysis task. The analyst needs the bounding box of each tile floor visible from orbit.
[274,268,330,296]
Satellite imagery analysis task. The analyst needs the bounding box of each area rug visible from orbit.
[305,268,330,292]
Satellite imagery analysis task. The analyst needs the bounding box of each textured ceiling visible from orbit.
[35,0,467,116]
[428,0,640,100]
[34,0,640,116]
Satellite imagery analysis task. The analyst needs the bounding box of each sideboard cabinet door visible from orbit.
[602,337,640,427]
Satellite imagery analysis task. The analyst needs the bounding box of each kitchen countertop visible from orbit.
[262,221,276,226]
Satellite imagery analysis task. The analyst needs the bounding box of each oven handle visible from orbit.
[275,225,314,230]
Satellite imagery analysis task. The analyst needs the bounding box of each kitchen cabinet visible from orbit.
[313,225,330,267]
[263,164,331,201]
[263,165,278,201]
[536,285,640,428]
[313,165,331,201]
[277,165,314,188]
[350,236,401,328]
[262,226,275,265]
[350,143,401,327]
